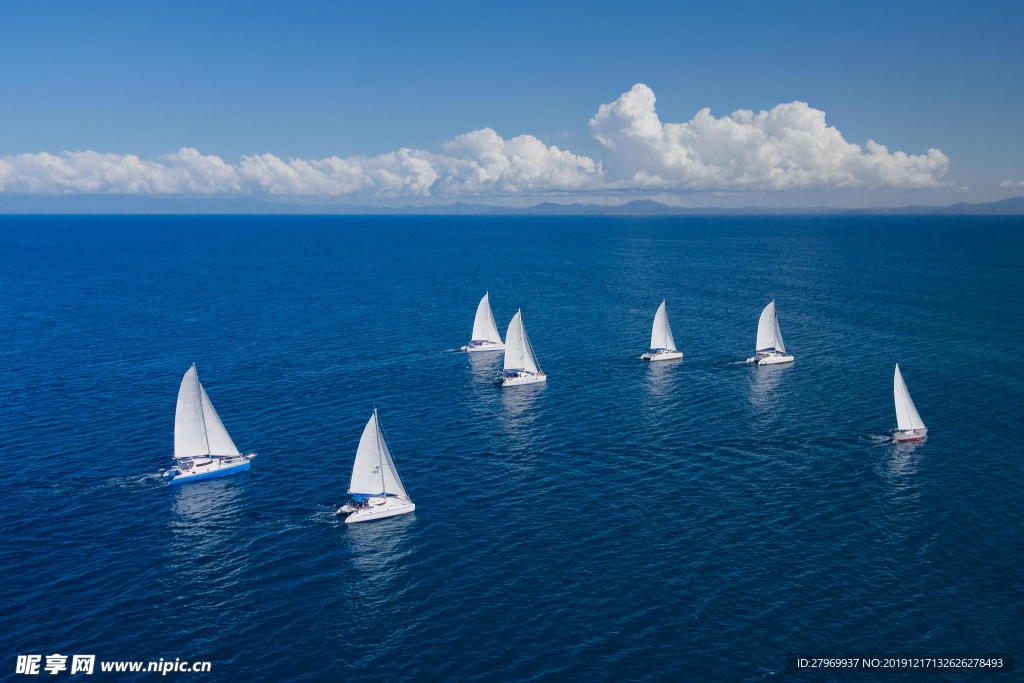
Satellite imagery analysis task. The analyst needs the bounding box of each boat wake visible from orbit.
[85,472,167,494]
[310,504,343,524]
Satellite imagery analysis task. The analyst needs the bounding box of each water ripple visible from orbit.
[0,215,1021,679]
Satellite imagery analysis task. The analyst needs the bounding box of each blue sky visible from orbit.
[1,0,1021,207]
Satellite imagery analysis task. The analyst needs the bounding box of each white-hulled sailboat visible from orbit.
[461,292,505,352]
[641,300,683,361]
[164,364,256,484]
[745,300,795,365]
[498,309,546,386]
[892,363,927,442]
[337,409,415,523]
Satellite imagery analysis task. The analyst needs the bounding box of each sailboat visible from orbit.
[336,409,415,523]
[461,292,505,352]
[163,364,256,484]
[745,300,795,365]
[892,363,927,442]
[497,309,547,386]
[640,300,683,361]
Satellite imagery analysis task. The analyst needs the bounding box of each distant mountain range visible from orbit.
[0,194,1022,215]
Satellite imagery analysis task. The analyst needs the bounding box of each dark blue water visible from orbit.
[1,215,1021,680]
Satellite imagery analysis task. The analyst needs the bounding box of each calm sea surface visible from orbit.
[1,215,1021,680]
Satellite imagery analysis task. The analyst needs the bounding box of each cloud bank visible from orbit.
[590,84,948,190]
[0,84,948,198]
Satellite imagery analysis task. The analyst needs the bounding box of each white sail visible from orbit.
[893,364,926,431]
[349,411,409,499]
[503,309,540,374]
[650,300,677,351]
[200,385,241,456]
[755,300,786,353]
[471,292,502,343]
[174,365,209,459]
[173,364,240,459]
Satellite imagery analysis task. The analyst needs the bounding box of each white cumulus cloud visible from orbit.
[0,148,242,194]
[1000,179,1024,189]
[0,83,949,198]
[589,83,948,190]
[234,130,598,198]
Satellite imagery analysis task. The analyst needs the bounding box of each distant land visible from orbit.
[0,195,1022,216]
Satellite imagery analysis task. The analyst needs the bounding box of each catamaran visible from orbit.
[497,309,546,386]
[337,409,415,523]
[641,300,683,361]
[745,300,795,365]
[461,292,505,352]
[892,363,927,442]
[164,364,256,484]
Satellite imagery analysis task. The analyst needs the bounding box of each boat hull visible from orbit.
[747,352,795,366]
[463,341,505,352]
[641,350,683,361]
[168,459,251,484]
[500,372,547,387]
[893,428,928,443]
[339,498,416,523]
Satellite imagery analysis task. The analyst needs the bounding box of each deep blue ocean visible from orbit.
[1,214,1021,680]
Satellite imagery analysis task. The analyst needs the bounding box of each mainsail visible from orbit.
[174,364,241,459]
[650,300,677,351]
[471,292,502,343]
[503,309,540,374]
[755,300,786,353]
[349,410,409,498]
[893,364,926,431]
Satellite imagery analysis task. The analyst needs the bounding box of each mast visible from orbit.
[193,363,210,457]
[375,408,386,496]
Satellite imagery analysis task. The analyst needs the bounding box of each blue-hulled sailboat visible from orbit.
[163,364,255,484]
